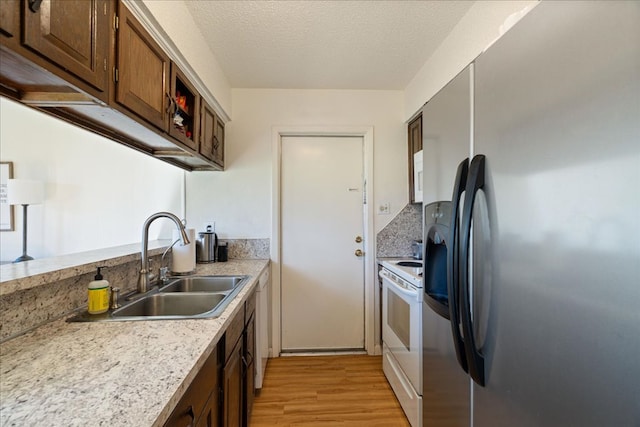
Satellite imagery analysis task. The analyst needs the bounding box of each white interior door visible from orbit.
[281,135,365,351]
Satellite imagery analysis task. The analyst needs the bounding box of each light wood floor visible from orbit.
[250,355,411,426]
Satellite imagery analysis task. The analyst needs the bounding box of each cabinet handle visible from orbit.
[186,405,195,427]
[165,92,176,115]
[28,0,43,12]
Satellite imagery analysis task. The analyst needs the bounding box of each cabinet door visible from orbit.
[169,64,200,151]
[165,403,197,427]
[212,114,225,167]
[22,0,110,93]
[199,100,216,162]
[223,338,243,427]
[116,2,170,131]
[244,314,256,425]
[0,0,20,42]
[407,114,422,204]
[196,390,220,427]
[165,346,219,427]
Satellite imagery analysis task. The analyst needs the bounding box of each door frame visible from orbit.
[271,126,375,356]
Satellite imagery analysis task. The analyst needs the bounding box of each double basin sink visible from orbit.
[70,275,249,322]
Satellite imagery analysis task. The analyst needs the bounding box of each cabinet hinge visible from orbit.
[103,58,107,72]
[103,2,107,15]
[114,67,119,83]
[113,15,119,30]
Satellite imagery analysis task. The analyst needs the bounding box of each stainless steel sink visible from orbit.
[159,275,247,293]
[68,275,250,322]
[112,293,228,319]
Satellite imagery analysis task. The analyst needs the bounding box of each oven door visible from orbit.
[380,268,422,393]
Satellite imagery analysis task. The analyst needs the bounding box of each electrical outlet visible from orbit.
[203,221,215,232]
[378,203,391,215]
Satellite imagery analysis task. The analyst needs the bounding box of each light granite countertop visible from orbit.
[0,259,269,427]
[0,240,172,296]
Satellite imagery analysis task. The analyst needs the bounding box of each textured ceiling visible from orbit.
[183,1,474,90]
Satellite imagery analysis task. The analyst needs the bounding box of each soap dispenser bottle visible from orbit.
[88,267,110,314]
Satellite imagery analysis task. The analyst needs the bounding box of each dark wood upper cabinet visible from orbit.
[200,100,217,161]
[169,64,200,151]
[0,0,225,171]
[0,0,20,42]
[200,99,225,168]
[22,0,110,94]
[408,114,422,204]
[115,2,170,131]
[213,114,225,167]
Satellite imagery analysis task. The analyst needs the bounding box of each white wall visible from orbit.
[404,0,538,120]
[186,89,406,238]
[0,98,184,261]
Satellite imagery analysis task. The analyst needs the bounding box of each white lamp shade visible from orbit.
[7,179,45,205]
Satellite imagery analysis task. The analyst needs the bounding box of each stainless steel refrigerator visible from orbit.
[422,1,640,426]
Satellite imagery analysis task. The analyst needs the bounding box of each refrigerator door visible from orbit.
[472,1,640,426]
[422,66,471,426]
[422,67,472,204]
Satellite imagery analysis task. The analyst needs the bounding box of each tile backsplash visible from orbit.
[376,203,423,258]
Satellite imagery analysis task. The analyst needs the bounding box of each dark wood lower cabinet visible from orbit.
[244,313,256,425]
[165,345,219,427]
[197,387,220,427]
[224,290,257,427]
[165,291,257,427]
[223,337,244,427]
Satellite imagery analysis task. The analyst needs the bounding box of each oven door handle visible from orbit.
[380,273,419,299]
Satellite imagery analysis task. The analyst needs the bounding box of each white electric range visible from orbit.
[379,258,423,427]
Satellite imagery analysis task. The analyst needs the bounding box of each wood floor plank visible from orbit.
[250,355,410,426]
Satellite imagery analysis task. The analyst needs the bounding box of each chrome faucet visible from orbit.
[137,212,190,294]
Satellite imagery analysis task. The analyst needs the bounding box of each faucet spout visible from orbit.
[137,212,190,294]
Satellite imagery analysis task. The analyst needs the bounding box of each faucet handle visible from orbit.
[159,267,169,284]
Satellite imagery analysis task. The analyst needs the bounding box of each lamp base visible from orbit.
[13,254,34,263]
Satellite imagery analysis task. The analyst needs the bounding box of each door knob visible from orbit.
[355,236,363,243]
[355,249,364,257]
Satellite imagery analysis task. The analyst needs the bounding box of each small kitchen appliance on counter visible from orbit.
[196,226,218,263]
[411,240,423,260]
[217,242,228,262]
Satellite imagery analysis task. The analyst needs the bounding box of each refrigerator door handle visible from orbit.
[460,154,486,386]
[447,158,469,373]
